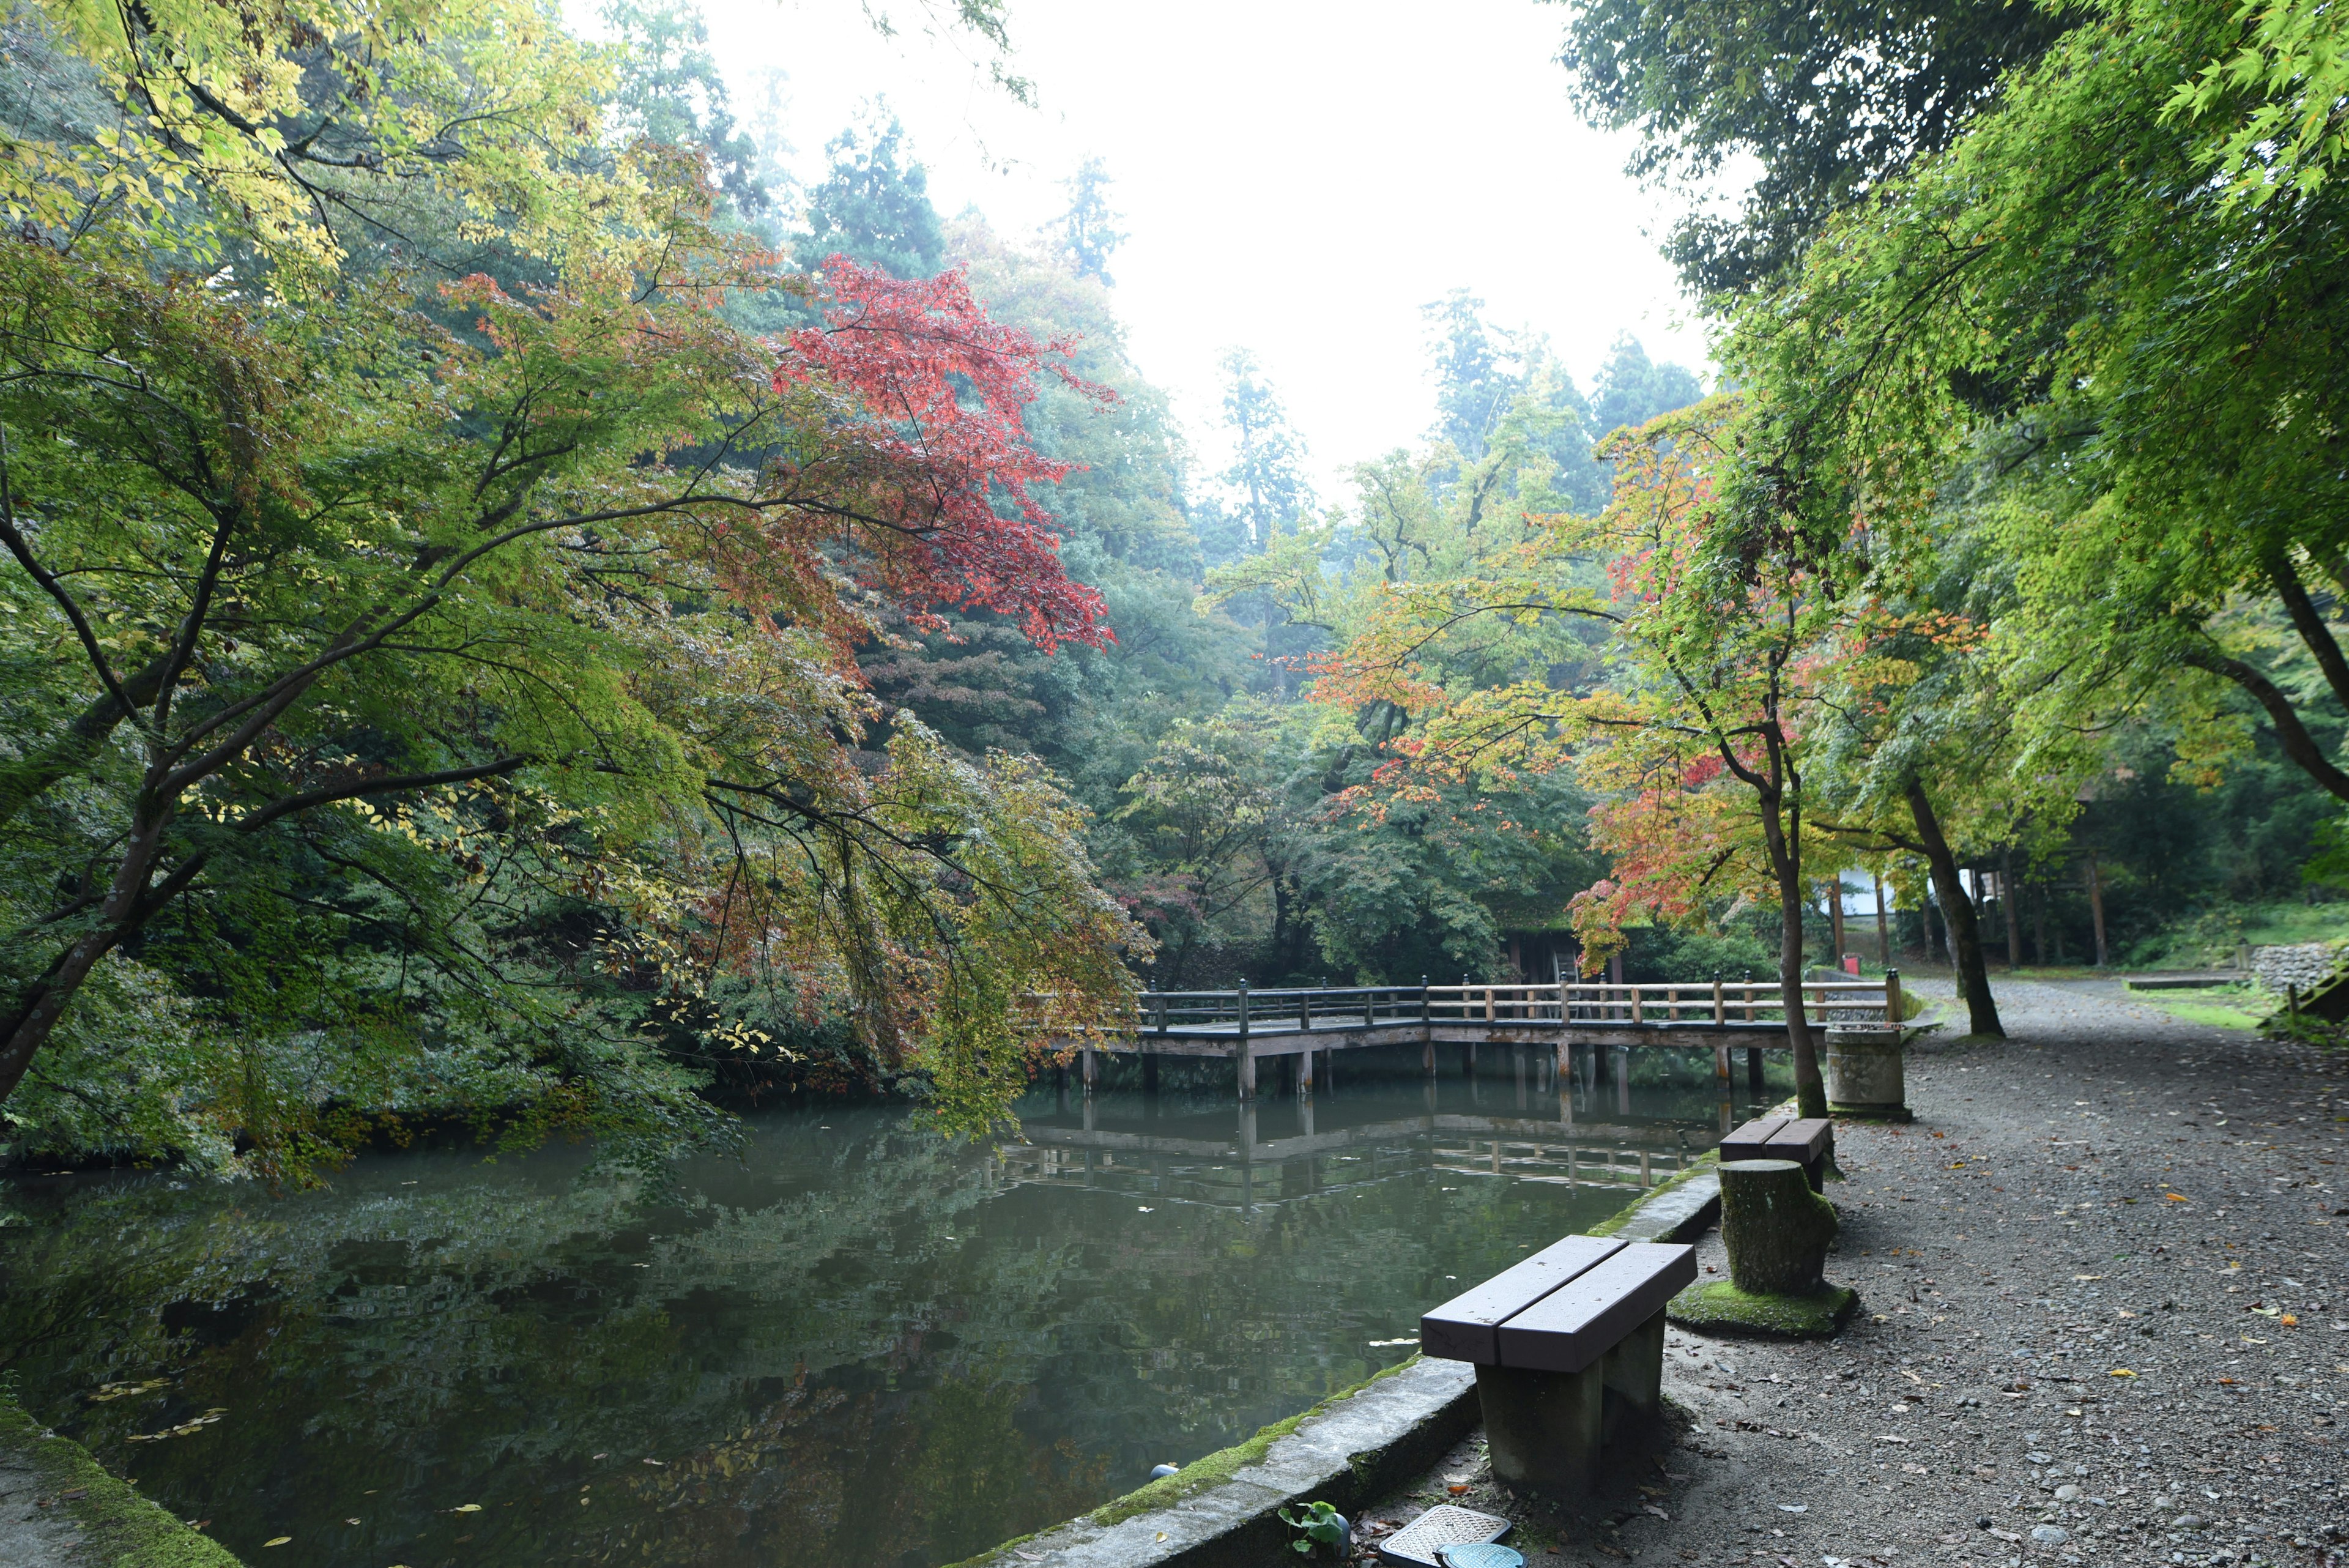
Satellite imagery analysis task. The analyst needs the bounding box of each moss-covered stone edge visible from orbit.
[1664,1280,1858,1339]
[1,1389,245,1568]
[1585,1148,1720,1239]
[1083,1353,1425,1533]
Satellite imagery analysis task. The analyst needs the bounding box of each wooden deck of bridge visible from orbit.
[1051,974,1903,1100]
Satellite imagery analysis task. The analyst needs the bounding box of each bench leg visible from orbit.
[1601,1308,1668,1439]
[1474,1362,1604,1501]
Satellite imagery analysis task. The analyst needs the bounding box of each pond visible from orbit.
[0,1045,1786,1568]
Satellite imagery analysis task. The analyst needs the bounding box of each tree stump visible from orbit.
[1720,1158,1838,1295]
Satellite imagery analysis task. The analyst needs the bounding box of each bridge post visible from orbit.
[1885,967,1902,1027]
[1142,1052,1159,1096]
[1420,977,1435,1078]
[1713,975,1726,1025]
[1748,1047,1765,1094]
[1235,980,1253,1101]
[1082,1046,1097,1091]
[1299,1046,1314,1094]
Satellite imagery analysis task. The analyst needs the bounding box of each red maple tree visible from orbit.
[773,257,1114,653]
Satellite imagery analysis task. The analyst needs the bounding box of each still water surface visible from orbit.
[2,1048,1779,1568]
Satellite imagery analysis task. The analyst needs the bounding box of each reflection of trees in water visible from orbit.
[0,1107,1623,1567]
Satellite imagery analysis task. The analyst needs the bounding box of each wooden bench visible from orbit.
[1420,1236,1696,1498]
[1720,1115,1831,1191]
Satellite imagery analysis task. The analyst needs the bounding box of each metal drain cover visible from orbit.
[1377,1504,1512,1568]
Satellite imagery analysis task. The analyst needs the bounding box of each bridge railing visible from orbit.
[1135,985,1430,1034]
[1116,976,1902,1034]
[1433,979,1900,1028]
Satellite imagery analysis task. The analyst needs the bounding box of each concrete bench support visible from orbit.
[1421,1238,1693,1504]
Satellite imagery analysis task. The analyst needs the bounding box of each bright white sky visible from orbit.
[618,0,1721,499]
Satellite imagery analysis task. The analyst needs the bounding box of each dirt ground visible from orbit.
[1356,977,2349,1568]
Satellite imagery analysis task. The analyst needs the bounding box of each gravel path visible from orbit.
[1357,978,2349,1568]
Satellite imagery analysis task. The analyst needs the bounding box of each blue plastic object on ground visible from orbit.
[1437,1544,1525,1568]
[1149,1463,1179,1479]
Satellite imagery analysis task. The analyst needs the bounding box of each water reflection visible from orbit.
[0,1047,1783,1568]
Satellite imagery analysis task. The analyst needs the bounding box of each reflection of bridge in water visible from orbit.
[1001,1096,1712,1215]
[1053,976,1904,1116]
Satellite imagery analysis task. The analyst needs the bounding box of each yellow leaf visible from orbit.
[264,1538,292,1548]
[2107,1368,2136,1377]
[453,1503,482,1513]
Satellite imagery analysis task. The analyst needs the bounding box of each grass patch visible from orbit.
[0,1389,243,1568]
[2130,986,2270,1031]
[1666,1280,1857,1339]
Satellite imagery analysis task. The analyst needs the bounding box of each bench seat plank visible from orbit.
[1718,1116,1789,1162]
[1764,1118,1831,1162]
[1420,1236,1625,1363]
[1492,1243,1698,1373]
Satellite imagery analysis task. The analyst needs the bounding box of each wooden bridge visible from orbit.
[1059,973,1906,1102]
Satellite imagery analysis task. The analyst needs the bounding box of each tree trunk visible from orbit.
[1873,873,1890,967]
[2084,855,2109,967]
[2001,847,2022,971]
[1719,1157,1838,1295]
[1758,808,1827,1118]
[1904,782,2005,1038]
[1828,880,1846,970]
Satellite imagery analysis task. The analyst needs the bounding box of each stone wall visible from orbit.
[2251,942,2345,995]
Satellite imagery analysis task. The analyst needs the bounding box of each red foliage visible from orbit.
[775,258,1113,651]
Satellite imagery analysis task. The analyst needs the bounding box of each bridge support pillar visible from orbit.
[1142,1053,1159,1097]
[1423,1041,1436,1078]
[1464,1042,1477,1079]
[1081,1047,1097,1091]
[1297,1047,1315,1095]
[1613,1046,1631,1115]
[1235,1047,1256,1101]
[1747,1047,1765,1095]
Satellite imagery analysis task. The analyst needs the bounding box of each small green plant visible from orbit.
[1279,1500,1349,1556]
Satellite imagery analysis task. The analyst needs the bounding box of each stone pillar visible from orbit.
[1602,1307,1667,1432]
[1475,1361,1605,1499]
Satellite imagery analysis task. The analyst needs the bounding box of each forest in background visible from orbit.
[0,0,2342,1174]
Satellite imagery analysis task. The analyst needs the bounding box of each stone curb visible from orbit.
[963,1356,1479,1568]
[1605,1163,1721,1244]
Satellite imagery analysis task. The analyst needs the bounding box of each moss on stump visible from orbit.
[1665,1280,1858,1339]
[1719,1158,1837,1295]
